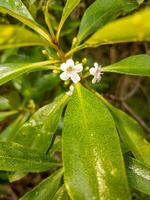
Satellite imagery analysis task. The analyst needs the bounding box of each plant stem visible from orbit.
[44,0,56,40]
[65,44,85,58]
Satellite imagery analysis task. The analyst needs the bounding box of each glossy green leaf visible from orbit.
[9,94,68,181]
[63,84,131,200]
[0,25,48,50]
[20,169,63,200]
[12,94,68,152]
[57,0,81,39]
[98,95,150,168]
[0,0,53,44]
[102,54,150,76]
[0,0,33,20]
[0,141,59,172]
[77,0,138,43]
[125,156,150,195]
[85,7,150,48]
[0,60,58,86]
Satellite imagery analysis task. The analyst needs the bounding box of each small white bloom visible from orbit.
[60,59,83,83]
[89,62,102,84]
[66,85,74,96]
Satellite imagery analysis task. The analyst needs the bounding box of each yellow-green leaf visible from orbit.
[77,0,139,44]
[0,25,49,50]
[85,7,150,48]
[0,0,53,45]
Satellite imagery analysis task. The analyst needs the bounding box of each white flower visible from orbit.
[66,85,74,96]
[89,62,102,84]
[60,59,83,83]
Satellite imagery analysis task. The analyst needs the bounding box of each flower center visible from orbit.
[67,66,74,72]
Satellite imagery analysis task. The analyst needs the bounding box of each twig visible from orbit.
[122,101,150,133]
[107,94,150,133]
[121,77,143,101]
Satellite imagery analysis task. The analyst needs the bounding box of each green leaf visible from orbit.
[0,60,58,86]
[52,185,68,200]
[12,94,68,152]
[0,141,59,172]
[49,138,62,158]
[63,84,131,200]
[98,95,150,168]
[85,7,150,48]
[19,169,63,200]
[30,73,60,99]
[0,0,53,45]
[125,156,150,195]
[56,0,81,39]
[102,54,150,76]
[0,113,29,141]
[0,96,10,110]
[0,25,48,50]
[9,94,68,182]
[77,0,138,44]
[0,0,34,20]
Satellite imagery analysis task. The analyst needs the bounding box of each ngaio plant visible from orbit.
[0,0,150,199]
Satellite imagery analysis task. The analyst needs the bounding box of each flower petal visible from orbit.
[60,72,70,80]
[60,63,68,71]
[74,63,83,73]
[94,62,99,70]
[89,67,96,75]
[71,73,80,83]
[66,59,74,67]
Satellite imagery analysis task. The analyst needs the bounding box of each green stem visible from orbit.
[44,0,56,40]
[65,44,85,58]
[0,110,18,121]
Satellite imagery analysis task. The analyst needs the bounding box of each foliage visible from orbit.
[0,0,150,199]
